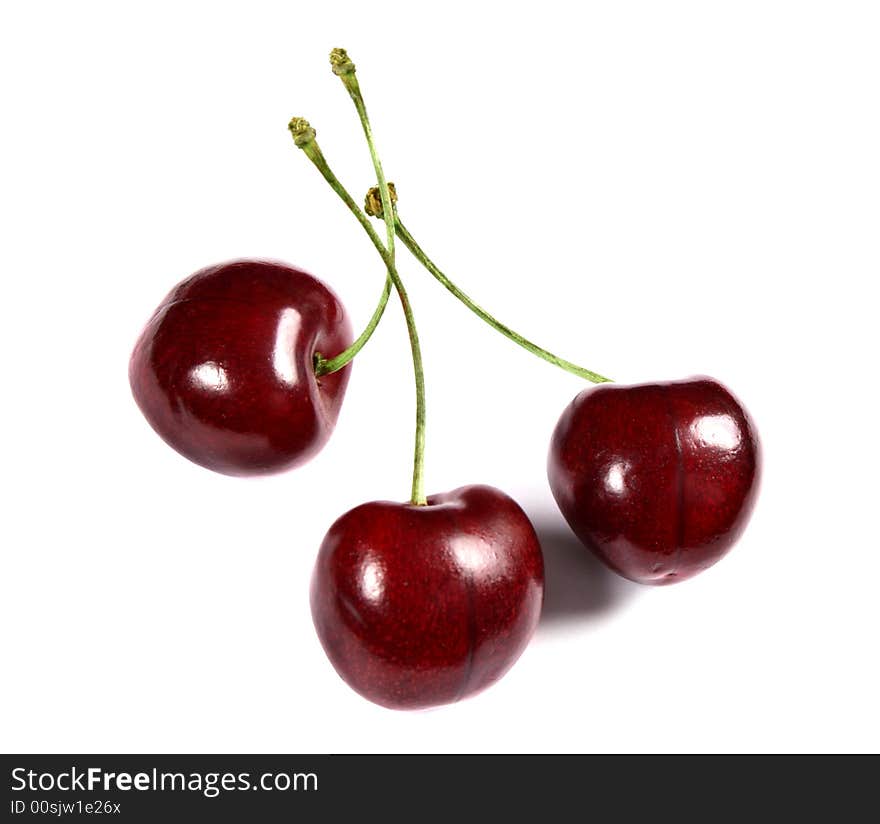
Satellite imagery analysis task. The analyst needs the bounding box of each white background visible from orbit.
[1,1,878,754]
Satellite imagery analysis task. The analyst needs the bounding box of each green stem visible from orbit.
[313,49,396,378]
[289,118,427,505]
[314,275,392,376]
[394,218,612,384]
[330,48,396,260]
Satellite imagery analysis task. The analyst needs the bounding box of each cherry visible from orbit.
[310,485,544,710]
[548,377,760,584]
[129,259,352,476]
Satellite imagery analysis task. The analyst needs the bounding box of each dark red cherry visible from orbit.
[129,259,352,475]
[548,377,760,585]
[311,485,544,710]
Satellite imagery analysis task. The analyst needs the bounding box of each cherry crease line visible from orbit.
[448,503,478,703]
[665,390,686,579]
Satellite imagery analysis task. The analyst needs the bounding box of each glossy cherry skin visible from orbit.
[548,377,760,585]
[311,485,544,710]
[129,260,352,476]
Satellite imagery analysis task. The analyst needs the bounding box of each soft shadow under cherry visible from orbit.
[535,521,640,630]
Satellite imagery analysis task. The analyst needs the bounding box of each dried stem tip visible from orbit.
[330,48,356,77]
[288,117,316,148]
[365,183,398,218]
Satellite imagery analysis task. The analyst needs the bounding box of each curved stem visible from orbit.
[329,49,425,504]
[330,49,396,262]
[314,275,392,376]
[394,218,612,384]
[315,49,397,382]
[290,119,427,505]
